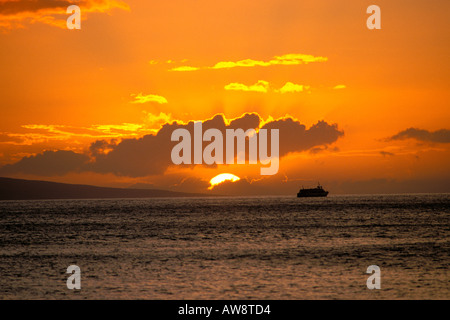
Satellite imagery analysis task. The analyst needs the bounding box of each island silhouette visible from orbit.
[0,177,208,200]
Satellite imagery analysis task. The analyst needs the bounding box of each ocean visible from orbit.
[0,194,448,300]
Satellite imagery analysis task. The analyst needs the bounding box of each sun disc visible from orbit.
[209,173,240,190]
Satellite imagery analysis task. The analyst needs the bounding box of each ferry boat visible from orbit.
[297,184,329,197]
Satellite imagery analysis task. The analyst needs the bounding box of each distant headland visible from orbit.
[0,177,209,200]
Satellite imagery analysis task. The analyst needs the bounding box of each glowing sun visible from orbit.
[209,173,241,190]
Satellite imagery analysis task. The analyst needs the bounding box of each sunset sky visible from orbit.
[0,0,449,195]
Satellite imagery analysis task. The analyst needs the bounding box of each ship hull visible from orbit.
[297,192,328,198]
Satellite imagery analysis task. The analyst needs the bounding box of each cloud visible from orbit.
[143,111,173,126]
[389,128,450,143]
[224,80,269,93]
[170,53,328,72]
[87,113,262,177]
[380,151,395,157]
[0,124,132,147]
[276,82,310,93]
[131,93,168,104]
[333,85,347,90]
[4,122,153,145]
[170,66,200,72]
[91,123,144,134]
[0,118,175,168]
[0,113,344,177]
[261,118,344,157]
[224,81,311,94]
[0,0,129,30]
[89,139,118,156]
[309,146,328,154]
[0,112,177,167]
[0,150,89,176]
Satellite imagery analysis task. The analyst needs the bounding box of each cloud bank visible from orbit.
[0,113,344,177]
[170,53,328,72]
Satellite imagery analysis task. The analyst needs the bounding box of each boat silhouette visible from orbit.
[297,184,329,197]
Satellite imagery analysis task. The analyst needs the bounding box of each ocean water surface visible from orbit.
[0,194,448,299]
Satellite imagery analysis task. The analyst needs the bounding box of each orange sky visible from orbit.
[0,0,449,194]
